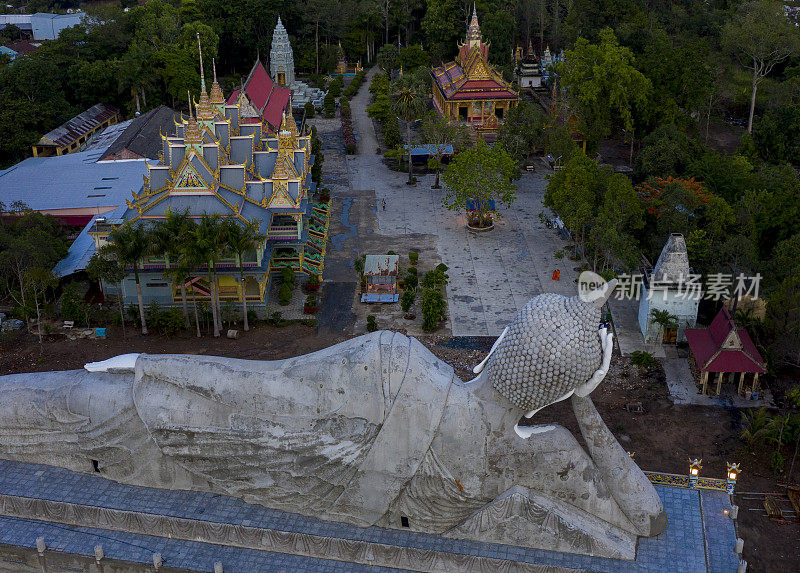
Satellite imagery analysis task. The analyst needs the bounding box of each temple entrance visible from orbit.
[662,327,677,344]
[458,105,468,121]
[495,106,504,120]
[277,72,286,85]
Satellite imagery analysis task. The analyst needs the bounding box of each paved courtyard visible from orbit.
[313,68,581,337]
[0,460,740,572]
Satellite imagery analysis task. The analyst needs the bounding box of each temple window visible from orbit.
[495,107,504,121]
[459,106,468,121]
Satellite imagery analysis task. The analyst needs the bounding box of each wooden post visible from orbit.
[738,372,745,397]
[753,372,760,395]
[701,371,708,395]
[716,371,723,395]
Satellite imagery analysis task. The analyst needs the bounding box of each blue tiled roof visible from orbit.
[0,151,148,212]
[0,459,739,573]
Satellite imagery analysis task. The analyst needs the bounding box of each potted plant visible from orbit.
[305,274,320,292]
[304,293,317,314]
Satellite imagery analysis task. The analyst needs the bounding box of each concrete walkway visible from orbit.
[344,68,579,336]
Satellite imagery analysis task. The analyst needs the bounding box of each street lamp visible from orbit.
[689,458,702,488]
[726,462,741,494]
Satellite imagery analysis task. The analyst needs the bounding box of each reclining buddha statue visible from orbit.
[0,279,666,559]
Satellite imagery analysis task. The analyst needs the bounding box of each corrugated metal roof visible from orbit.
[0,150,148,212]
[37,103,119,148]
[99,106,180,161]
[363,254,399,276]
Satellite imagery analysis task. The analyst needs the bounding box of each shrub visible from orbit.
[401,288,416,312]
[770,451,785,475]
[630,351,656,369]
[304,101,315,119]
[270,311,283,325]
[324,92,335,117]
[247,309,258,325]
[787,385,800,408]
[421,288,446,331]
[408,251,419,265]
[278,282,292,305]
[281,266,296,286]
[366,315,377,332]
[60,282,87,323]
[421,265,448,289]
[404,270,418,290]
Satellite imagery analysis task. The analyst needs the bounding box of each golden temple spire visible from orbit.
[197,32,206,93]
[185,91,202,145]
[210,58,225,106]
[196,33,213,121]
[466,4,482,48]
[282,105,300,139]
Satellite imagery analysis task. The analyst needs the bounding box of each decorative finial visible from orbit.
[196,32,206,92]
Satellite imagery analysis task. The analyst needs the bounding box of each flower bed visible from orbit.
[340,97,357,154]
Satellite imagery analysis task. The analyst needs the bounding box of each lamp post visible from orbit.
[726,462,741,494]
[689,458,702,488]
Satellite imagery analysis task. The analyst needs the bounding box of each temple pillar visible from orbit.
[737,372,745,396]
[716,371,723,395]
[753,372,760,395]
[701,371,708,395]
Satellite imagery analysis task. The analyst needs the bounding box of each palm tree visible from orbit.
[150,209,192,327]
[391,78,427,184]
[194,214,225,337]
[222,219,265,331]
[649,309,678,344]
[174,223,205,338]
[108,224,151,335]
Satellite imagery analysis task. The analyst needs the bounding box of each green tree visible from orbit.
[391,77,427,184]
[497,102,546,165]
[421,0,460,62]
[107,224,151,335]
[421,111,470,188]
[193,214,226,337]
[590,173,643,271]
[634,125,704,181]
[442,138,517,226]
[222,218,264,332]
[26,266,57,347]
[754,104,800,165]
[556,28,651,151]
[722,0,800,133]
[649,308,678,345]
[544,154,604,256]
[87,247,127,337]
[149,209,193,327]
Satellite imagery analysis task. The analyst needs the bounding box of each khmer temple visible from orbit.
[268,16,326,109]
[90,41,329,314]
[431,6,519,139]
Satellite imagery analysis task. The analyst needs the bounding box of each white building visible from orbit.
[269,16,325,109]
[638,233,700,344]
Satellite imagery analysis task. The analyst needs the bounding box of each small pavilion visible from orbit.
[685,307,767,397]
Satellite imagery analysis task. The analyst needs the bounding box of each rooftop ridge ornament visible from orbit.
[210,58,225,106]
[184,91,202,145]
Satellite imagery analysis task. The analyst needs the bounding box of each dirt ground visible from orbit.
[1,326,798,571]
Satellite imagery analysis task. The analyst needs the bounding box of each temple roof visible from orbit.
[227,60,291,130]
[36,103,119,148]
[99,105,180,161]
[685,307,766,373]
[431,8,517,103]
[651,233,691,285]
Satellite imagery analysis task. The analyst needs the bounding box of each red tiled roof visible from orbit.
[449,89,518,100]
[5,40,36,54]
[225,62,291,129]
[685,307,766,373]
[263,85,291,129]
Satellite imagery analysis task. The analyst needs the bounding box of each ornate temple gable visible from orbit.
[173,160,212,193]
[267,181,297,208]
